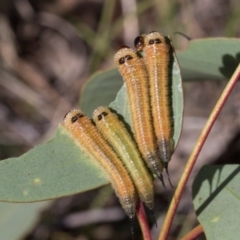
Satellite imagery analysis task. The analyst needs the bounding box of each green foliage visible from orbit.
[80,68,123,118]
[192,165,240,239]
[1,37,239,239]
[0,45,183,202]
[109,54,183,146]
[177,38,240,80]
[81,38,240,115]
[0,201,51,240]
[0,128,108,202]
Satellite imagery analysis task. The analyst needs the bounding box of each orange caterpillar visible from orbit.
[134,32,174,187]
[114,47,166,190]
[61,109,137,220]
[93,106,154,212]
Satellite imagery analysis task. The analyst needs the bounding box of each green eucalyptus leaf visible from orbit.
[80,68,123,118]
[192,165,240,240]
[81,39,240,116]
[0,128,108,202]
[0,201,51,240]
[177,38,240,80]
[0,43,183,202]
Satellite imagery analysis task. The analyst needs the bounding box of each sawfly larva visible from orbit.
[114,47,166,190]
[93,106,154,212]
[134,32,174,187]
[61,109,137,221]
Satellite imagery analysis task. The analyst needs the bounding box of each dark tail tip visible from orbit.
[129,217,135,240]
[150,209,157,228]
[158,173,170,201]
[158,173,167,192]
[164,162,174,188]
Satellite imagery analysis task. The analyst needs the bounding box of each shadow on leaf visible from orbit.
[219,53,240,79]
[192,165,240,216]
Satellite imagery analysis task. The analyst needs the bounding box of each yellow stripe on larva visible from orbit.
[134,32,174,186]
[114,47,166,189]
[93,106,154,211]
[61,109,137,219]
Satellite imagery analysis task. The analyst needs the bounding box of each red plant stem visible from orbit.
[180,224,204,240]
[158,64,240,240]
[137,201,152,240]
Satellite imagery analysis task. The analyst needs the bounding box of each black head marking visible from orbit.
[149,38,161,45]
[76,113,84,118]
[125,55,133,61]
[71,115,78,123]
[149,30,157,34]
[149,39,154,45]
[134,36,144,51]
[119,57,125,64]
[71,112,84,123]
[98,114,102,121]
[102,111,108,117]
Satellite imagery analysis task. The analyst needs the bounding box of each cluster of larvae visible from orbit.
[61,31,175,230]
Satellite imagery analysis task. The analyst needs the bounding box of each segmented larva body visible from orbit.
[134,32,174,183]
[114,47,166,188]
[93,106,154,211]
[62,109,137,219]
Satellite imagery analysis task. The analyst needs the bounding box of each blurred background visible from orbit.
[0,0,240,239]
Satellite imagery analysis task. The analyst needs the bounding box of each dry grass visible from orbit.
[0,0,239,239]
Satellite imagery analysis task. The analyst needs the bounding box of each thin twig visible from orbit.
[180,224,204,240]
[158,64,240,240]
[137,201,152,240]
